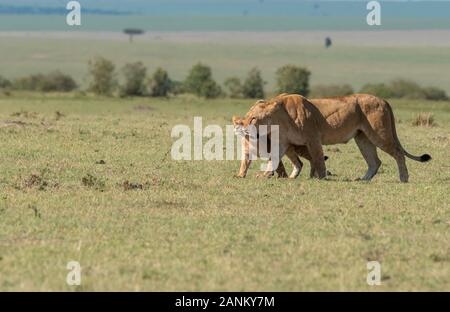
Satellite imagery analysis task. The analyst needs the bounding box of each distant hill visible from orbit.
[0,5,130,15]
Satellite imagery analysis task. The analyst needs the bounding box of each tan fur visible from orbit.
[235,134,316,179]
[233,93,431,182]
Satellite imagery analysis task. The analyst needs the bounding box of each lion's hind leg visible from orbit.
[360,117,409,183]
[354,132,382,181]
[306,140,327,179]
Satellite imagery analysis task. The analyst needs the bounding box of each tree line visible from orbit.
[0,57,447,101]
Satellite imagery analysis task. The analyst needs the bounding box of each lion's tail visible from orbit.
[386,101,432,163]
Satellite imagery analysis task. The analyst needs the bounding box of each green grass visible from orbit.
[2,36,450,94]
[0,92,449,291]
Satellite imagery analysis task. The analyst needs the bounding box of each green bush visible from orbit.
[422,87,448,101]
[120,62,147,96]
[389,79,425,99]
[310,84,354,98]
[169,80,185,95]
[360,83,395,99]
[275,65,311,96]
[360,79,448,101]
[224,77,243,98]
[199,79,223,99]
[13,74,45,91]
[88,57,116,95]
[0,75,12,89]
[12,71,77,92]
[149,68,172,97]
[242,68,265,99]
[40,71,78,92]
[184,63,222,98]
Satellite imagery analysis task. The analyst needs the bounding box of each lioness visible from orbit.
[233,93,431,182]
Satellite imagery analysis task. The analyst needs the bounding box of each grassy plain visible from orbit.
[0,93,449,291]
[1,32,450,93]
[2,15,450,32]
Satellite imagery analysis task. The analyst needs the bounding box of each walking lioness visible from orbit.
[233,93,431,182]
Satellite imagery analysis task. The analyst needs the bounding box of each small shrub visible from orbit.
[310,84,354,98]
[224,77,243,98]
[13,74,45,91]
[422,87,448,101]
[0,75,11,89]
[149,68,172,97]
[275,65,311,96]
[88,57,116,95]
[360,83,395,99]
[40,71,77,92]
[412,113,436,127]
[12,72,77,92]
[361,80,448,100]
[120,62,147,96]
[242,67,265,99]
[184,63,222,98]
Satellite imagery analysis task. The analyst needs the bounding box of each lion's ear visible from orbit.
[232,116,243,126]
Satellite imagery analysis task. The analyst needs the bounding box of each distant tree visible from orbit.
[88,57,116,95]
[325,37,332,48]
[120,62,147,96]
[149,68,172,97]
[184,63,222,98]
[123,28,145,43]
[224,77,243,98]
[275,65,311,96]
[242,68,265,99]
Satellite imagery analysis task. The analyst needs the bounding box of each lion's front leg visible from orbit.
[236,157,252,178]
[235,137,253,178]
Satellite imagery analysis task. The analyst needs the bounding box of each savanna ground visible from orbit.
[0,92,449,291]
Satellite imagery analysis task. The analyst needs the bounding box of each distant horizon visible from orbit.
[1,1,450,17]
[0,1,449,31]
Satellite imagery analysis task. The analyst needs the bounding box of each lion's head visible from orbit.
[232,98,285,138]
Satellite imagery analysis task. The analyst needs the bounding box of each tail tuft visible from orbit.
[420,154,432,162]
[324,156,329,161]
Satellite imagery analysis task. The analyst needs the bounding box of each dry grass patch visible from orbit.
[412,112,436,127]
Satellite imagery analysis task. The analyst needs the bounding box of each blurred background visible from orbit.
[0,0,450,96]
